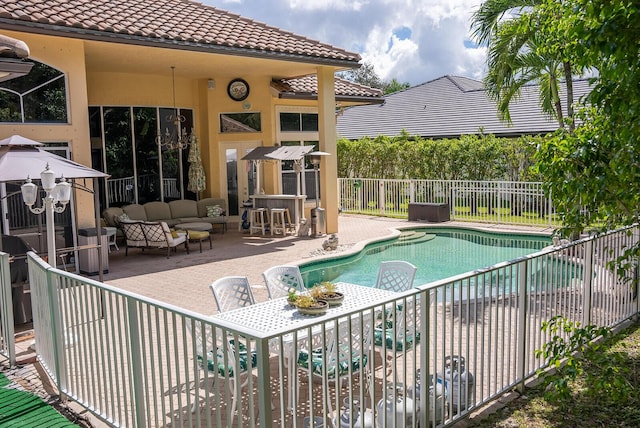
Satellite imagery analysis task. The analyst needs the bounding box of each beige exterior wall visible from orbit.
[1,31,95,227]
[1,30,342,232]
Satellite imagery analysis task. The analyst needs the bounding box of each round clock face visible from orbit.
[227,78,250,101]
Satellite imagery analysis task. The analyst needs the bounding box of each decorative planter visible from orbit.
[318,291,344,306]
[297,299,329,316]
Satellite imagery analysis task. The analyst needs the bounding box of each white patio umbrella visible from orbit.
[0,135,109,278]
[0,135,108,181]
[187,134,206,194]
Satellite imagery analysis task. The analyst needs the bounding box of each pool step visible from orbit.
[398,230,422,241]
[397,230,436,245]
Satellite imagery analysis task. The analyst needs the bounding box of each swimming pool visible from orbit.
[300,227,552,287]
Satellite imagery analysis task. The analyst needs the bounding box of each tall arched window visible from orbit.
[0,60,67,123]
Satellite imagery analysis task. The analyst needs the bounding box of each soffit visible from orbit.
[82,39,323,80]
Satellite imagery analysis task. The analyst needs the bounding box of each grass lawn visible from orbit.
[470,321,640,427]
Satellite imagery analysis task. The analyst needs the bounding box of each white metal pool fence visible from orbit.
[338,178,554,227]
[2,226,639,427]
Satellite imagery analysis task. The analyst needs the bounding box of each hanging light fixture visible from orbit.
[158,66,191,150]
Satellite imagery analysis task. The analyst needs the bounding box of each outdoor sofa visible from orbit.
[102,198,228,233]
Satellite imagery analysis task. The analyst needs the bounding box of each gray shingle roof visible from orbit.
[0,0,360,66]
[336,75,591,139]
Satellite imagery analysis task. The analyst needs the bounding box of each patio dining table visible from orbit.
[212,282,400,410]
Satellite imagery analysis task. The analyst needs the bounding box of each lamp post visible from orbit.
[21,164,72,268]
[307,151,330,237]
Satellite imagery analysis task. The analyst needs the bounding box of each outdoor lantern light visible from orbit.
[21,164,72,268]
[307,151,330,237]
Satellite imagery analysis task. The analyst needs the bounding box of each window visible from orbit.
[0,61,67,123]
[220,112,261,133]
[90,106,194,209]
[279,112,318,132]
[277,109,319,198]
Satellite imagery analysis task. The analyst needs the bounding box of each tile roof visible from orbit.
[273,75,383,102]
[336,75,592,139]
[0,0,360,66]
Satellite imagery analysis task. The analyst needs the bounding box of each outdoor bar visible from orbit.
[242,145,315,232]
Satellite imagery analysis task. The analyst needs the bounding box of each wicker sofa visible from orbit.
[102,198,228,233]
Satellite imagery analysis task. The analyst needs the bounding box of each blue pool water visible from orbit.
[300,227,552,287]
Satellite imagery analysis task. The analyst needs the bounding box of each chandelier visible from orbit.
[158,66,191,150]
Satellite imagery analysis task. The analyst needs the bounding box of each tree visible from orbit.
[339,61,384,89]
[470,0,577,130]
[339,61,410,94]
[535,0,640,242]
[383,78,410,94]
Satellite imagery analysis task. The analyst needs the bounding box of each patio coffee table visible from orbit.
[174,222,213,252]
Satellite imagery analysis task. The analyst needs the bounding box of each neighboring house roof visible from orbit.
[336,75,592,139]
[272,75,384,104]
[0,0,360,67]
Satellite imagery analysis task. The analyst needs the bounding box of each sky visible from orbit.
[207,0,487,87]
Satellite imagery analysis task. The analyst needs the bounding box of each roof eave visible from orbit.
[0,20,361,68]
[279,92,384,105]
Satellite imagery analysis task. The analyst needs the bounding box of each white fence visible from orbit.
[339,178,554,227]
[16,226,639,427]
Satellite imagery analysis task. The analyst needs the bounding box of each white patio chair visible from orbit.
[188,276,257,415]
[188,318,256,416]
[210,276,256,312]
[295,311,375,417]
[262,265,306,300]
[374,260,417,292]
[373,261,420,369]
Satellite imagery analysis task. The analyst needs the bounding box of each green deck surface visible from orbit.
[0,373,76,427]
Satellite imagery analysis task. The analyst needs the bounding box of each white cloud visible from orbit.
[206,0,487,86]
[287,0,369,11]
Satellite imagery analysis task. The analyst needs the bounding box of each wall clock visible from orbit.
[227,78,250,101]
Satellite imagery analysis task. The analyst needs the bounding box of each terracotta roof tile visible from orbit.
[0,0,360,64]
[274,75,383,99]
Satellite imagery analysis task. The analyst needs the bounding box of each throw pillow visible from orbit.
[117,213,130,224]
[207,205,224,217]
[170,229,180,238]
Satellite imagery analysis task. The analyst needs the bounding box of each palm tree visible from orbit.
[471,0,576,131]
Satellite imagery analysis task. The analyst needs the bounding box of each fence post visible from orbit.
[127,299,147,428]
[0,253,16,366]
[255,337,273,425]
[410,180,415,204]
[420,288,431,424]
[379,180,385,216]
[582,240,595,327]
[547,192,553,228]
[516,259,529,394]
[46,269,68,394]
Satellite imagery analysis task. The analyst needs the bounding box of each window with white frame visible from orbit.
[276,107,319,199]
[0,60,68,123]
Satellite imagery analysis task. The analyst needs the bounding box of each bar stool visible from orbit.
[270,208,285,235]
[270,208,294,236]
[249,208,268,235]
